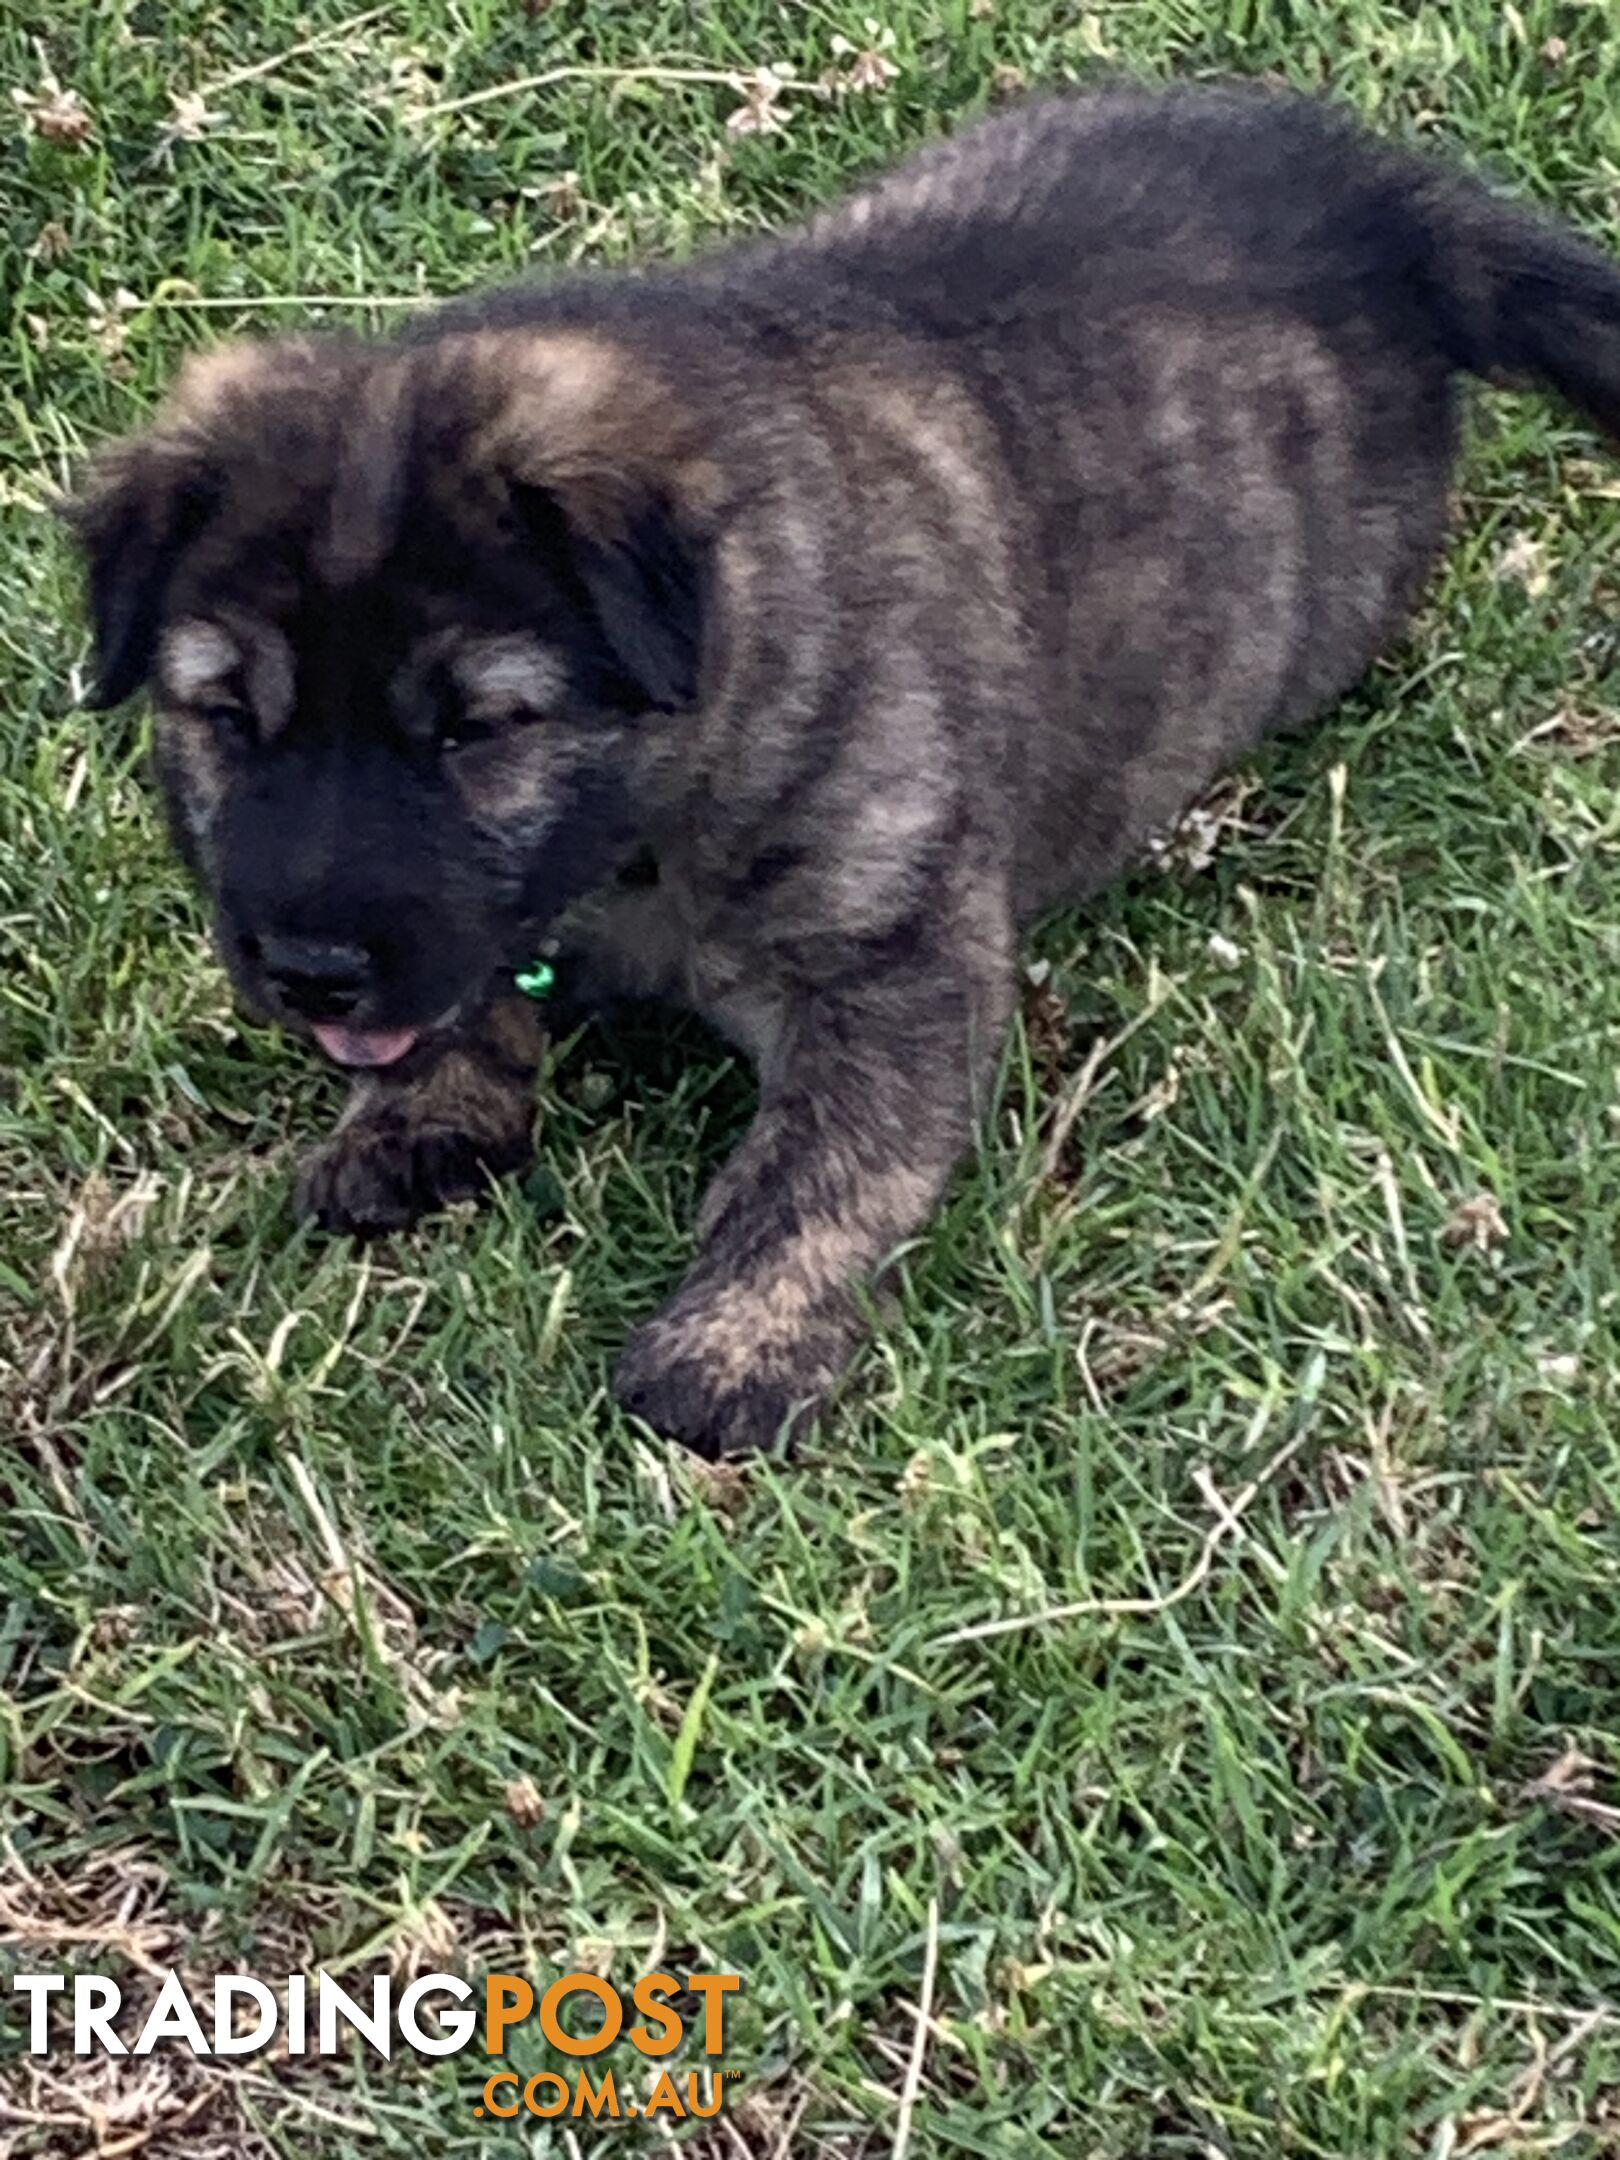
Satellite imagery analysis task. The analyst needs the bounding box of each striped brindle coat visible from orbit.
[70,87,1620,1452]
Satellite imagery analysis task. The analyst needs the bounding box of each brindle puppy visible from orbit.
[67,86,1620,1455]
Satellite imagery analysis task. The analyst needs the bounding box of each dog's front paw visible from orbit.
[613,1285,847,1458]
[295,1107,530,1235]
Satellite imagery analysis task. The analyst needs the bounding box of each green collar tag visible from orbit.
[514,960,557,1000]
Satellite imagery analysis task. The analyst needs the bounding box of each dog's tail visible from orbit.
[1418,168,1620,441]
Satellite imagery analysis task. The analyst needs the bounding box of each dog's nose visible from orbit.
[255,932,374,1019]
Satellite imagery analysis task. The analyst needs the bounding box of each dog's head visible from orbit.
[65,326,719,1067]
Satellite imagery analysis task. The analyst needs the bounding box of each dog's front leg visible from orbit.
[295,994,546,1234]
[614,924,1014,1455]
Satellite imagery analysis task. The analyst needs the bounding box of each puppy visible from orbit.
[67,85,1620,1455]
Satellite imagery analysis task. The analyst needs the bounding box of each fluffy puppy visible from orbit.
[68,86,1620,1453]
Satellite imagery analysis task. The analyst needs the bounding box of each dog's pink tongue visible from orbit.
[311,1024,420,1068]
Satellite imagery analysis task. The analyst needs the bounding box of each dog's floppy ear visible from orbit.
[60,338,327,707]
[464,328,721,712]
[61,440,218,708]
[511,476,706,711]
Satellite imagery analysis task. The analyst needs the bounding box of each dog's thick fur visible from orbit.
[68,86,1620,1454]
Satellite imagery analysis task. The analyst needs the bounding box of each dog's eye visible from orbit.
[438,707,538,752]
[198,701,254,745]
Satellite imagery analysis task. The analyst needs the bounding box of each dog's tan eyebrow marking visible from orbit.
[453,636,570,714]
[157,617,296,738]
[159,620,240,702]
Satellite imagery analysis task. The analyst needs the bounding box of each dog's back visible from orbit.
[710,87,1620,911]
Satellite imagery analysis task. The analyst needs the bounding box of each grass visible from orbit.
[3,1,1620,2153]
